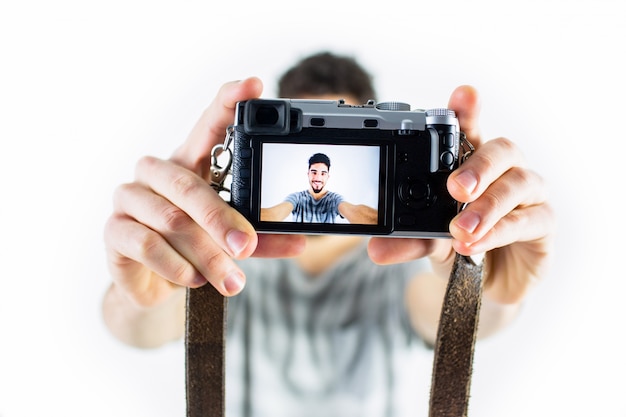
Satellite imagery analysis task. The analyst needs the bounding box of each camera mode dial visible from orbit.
[376,102,411,111]
[426,108,455,118]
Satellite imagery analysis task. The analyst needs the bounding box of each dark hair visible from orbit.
[308,153,331,170]
[277,51,377,104]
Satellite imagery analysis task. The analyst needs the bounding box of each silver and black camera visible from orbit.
[224,98,468,238]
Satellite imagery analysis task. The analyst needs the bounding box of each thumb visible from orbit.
[448,85,482,149]
[171,77,264,174]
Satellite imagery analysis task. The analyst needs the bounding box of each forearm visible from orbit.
[339,203,377,225]
[405,271,522,345]
[260,202,292,221]
[476,289,522,339]
[102,283,186,349]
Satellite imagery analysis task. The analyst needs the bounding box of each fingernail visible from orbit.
[455,170,478,194]
[224,270,245,295]
[226,230,249,257]
[456,211,480,234]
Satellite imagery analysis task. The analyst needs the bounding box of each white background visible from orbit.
[1,0,624,416]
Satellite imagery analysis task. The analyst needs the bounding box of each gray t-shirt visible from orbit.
[226,242,432,417]
[284,190,344,223]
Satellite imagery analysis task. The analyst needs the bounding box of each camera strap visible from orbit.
[428,253,484,417]
[185,283,226,416]
[184,253,483,417]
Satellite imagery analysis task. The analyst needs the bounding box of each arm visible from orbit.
[102,281,186,348]
[102,78,305,348]
[260,201,293,221]
[368,85,555,341]
[404,271,521,346]
[337,201,378,225]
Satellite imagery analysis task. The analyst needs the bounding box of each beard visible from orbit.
[311,182,324,193]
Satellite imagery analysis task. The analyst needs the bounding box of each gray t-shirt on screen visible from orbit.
[285,190,344,223]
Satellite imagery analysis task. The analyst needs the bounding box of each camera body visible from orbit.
[230,98,463,237]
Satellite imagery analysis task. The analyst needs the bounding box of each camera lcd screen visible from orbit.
[259,142,384,228]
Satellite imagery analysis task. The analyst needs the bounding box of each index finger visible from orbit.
[171,77,264,175]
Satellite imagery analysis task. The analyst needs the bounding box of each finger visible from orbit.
[366,237,448,265]
[448,85,482,148]
[105,214,207,291]
[135,156,258,260]
[447,137,526,203]
[171,77,263,174]
[112,182,247,296]
[451,202,555,256]
[450,166,549,247]
[254,234,307,258]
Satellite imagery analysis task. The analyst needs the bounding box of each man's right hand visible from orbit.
[104,77,305,312]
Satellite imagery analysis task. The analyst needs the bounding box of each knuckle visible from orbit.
[170,261,197,287]
[480,190,503,213]
[171,171,205,200]
[495,137,527,165]
[500,168,532,200]
[507,167,546,203]
[203,249,226,272]
[469,149,497,174]
[200,201,227,231]
[159,204,191,232]
[494,136,516,152]
[135,155,158,173]
[112,182,137,208]
[134,228,164,260]
[504,208,525,230]
[509,166,532,186]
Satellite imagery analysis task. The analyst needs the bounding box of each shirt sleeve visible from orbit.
[329,192,344,217]
[284,191,301,213]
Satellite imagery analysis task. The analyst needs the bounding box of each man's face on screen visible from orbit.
[308,163,329,194]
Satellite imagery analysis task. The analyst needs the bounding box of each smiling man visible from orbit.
[260,152,378,224]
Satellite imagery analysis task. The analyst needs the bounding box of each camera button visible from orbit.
[398,181,432,211]
[310,117,325,127]
[440,151,454,168]
[409,183,427,200]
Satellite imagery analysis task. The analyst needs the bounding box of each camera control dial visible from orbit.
[426,108,455,117]
[376,102,411,111]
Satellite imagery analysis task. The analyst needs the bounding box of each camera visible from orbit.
[228,98,465,238]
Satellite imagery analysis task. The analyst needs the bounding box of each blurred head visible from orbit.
[277,51,377,105]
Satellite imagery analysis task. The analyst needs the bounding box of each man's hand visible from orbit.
[368,85,555,306]
[104,78,305,311]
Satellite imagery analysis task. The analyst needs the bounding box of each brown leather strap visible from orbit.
[185,252,483,417]
[185,283,226,417]
[429,253,484,417]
